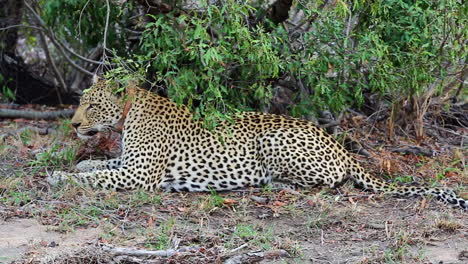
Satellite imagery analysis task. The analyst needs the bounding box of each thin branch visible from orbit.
[78,0,92,39]
[56,38,108,65]
[103,0,111,54]
[1,24,108,66]
[0,24,44,31]
[37,29,67,98]
[24,1,95,76]
[429,124,468,139]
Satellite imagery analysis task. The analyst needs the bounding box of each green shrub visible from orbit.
[40,0,466,124]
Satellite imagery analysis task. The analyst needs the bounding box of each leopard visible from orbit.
[48,78,467,210]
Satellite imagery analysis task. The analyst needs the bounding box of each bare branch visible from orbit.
[103,0,111,54]
[37,29,68,98]
[56,39,108,65]
[0,24,44,31]
[0,25,108,66]
[78,0,92,39]
[24,1,96,76]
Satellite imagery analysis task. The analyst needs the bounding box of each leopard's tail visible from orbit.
[348,160,467,210]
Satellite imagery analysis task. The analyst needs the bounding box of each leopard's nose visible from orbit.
[71,122,81,129]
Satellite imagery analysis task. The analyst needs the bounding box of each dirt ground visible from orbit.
[0,115,466,264]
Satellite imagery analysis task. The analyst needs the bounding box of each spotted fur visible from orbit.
[49,80,467,210]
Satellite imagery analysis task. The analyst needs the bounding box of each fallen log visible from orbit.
[0,108,74,120]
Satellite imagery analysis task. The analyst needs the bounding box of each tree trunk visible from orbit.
[0,0,76,105]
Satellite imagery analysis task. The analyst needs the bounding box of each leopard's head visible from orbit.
[71,76,123,139]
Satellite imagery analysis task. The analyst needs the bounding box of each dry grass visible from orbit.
[1,116,467,263]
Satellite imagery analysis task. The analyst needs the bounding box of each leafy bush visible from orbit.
[42,0,133,54]
[40,0,466,124]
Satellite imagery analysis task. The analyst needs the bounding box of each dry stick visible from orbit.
[77,0,92,39]
[230,243,248,253]
[0,109,74,120]
[94,0,112,75]
[430,124,468,139]
[451,66,467,103]
[250,195,269,204]
[103,0,111,53]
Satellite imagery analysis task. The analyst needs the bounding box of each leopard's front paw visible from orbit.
[76,160,107,172]
[47,171,69,185]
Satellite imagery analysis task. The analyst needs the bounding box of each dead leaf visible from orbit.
[419,197,427,211]
[176,207,187,212]
[352,115,364,125]
[223,198,236,205]
[325,62,337,78]
[147,216,155,227]
[444,171,459,178]
[459,192,468,200]
[272,201,287,207]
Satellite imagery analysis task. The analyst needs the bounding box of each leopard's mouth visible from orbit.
[85,130,99,136]
[76,128,99,139]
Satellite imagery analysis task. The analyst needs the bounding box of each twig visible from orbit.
[103,0,111,56]
[56,39,108,65]
[320,120,341,129]
[429,124,468,139]
[78,0,92,39]
[338,194,376,198]
[346,108,364,116]
[250,196,269,204]
[320,229,324,245]
[230,243,248,253]
[451,66,467,103]
[0,108,74,120]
